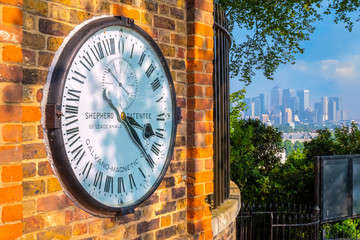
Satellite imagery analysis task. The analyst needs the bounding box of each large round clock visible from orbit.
[42,16,178,217]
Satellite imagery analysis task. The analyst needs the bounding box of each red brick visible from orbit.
[0,185,22,204]
[187,22,213,37]
[2,84,22,102]
[187,171,213,183]
[187,195,206,208]
[205,159,213,170]
[2,204,23,222]
[0,105,22,122]
[0,25,22,43]
[0,0,22,5]
[187,207,205,221]
[161,215,171,227]
[187,122,213,134]
[0,64,22,83]
[205,62,213,73]
[187,217,212,234]
[21,106,41,122]
[2,124,22,142]
[205,110,213,121]
[187,60,203,72]
[187,183,204,196]
[2,45,23,62]
[192,0,213,12]
[113,5,140,21]
[2,164,22,182]
[37,194,73,212]
[0,145,22,163]
[187,73,212,85]
[73,222,88,236]
[188,35,204,48]
[23,215,45,233]
[188,99,213,110]
[205,134,213,145]
[187,48,214,60]
[3,7,23,26]
[205,182,214,194]
[0,222,23,240]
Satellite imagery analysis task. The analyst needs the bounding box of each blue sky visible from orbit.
[230,14,360,120]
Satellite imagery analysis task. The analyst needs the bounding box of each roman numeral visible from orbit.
[71,144,85,164]
[118,177,125,193]
[156,113,165,121]
[81,161,92,179]
[72,71,86,84]
[118,39,124,54]
[80,52,94,71]
[151,78,161,92]
[65,105,78,115]
[139,167,146,178]
[129,174,136,189]
[151,143,161,156]
[102,38,115,56]
[66,126,79,141]
[156,96,164,103]
[67,89,81,102]
[130,44,134,58]
[138,52,146,66]
[93,42,104,60]
[104,176,114,193]
[155,128,165,139]
[146,64,156,78]
[93,171,103,189]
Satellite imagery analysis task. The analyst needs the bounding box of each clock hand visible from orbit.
[120,112,155,169]
[108,69,131,95]
[103,90,155,169]
[127,116,155,139]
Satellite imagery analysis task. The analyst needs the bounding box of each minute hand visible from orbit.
[120,112,155,169]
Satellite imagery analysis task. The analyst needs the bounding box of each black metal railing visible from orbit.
[237,203,320,240]
[208,4,232,209]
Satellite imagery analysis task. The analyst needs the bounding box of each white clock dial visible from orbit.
[43,16,177,216]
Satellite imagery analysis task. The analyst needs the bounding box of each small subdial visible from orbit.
[102,57,138,111]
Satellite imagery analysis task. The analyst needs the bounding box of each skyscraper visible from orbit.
[271,86,283,111]
[297,90,310,113]
[321,96,328,121]
[328,99,337,122]
[259,93,269,115]
[284,108,293,124]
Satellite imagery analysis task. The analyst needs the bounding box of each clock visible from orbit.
[41,16,179,217]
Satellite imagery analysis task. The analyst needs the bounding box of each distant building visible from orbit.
[271,85,283,111]
[284,108,293,124]
[328,99,337,122]
[261,114,269,123]
[259,93,269,115]
[321,96,329,121]
[297,89,310,114]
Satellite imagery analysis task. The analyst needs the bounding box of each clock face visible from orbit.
[42,16,177,216]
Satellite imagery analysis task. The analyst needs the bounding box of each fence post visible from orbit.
[270,212,273,240]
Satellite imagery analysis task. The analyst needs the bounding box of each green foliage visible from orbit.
[283,140,294,156]
[216,0,360,84]
[230,118,283,204]
[323,219,360,239]
[229,88,247,126]
[305,122,360,160]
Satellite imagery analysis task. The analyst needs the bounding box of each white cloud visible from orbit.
[291,60,308,72]
[320,56,360,84]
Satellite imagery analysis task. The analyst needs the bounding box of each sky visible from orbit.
[230,13,360,121]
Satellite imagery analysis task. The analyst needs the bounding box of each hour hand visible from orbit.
[127,116,155,139]
[121,112,155,169]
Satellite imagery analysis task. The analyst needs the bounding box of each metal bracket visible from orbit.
[44,104,62,129]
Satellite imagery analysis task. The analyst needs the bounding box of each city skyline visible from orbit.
[230,12,360,121]
[243,86,350,124]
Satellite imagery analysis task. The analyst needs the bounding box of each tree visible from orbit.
[230,118,283,204]
[217,0,360,84]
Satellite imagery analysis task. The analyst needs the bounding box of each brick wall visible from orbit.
[0,0,218,239]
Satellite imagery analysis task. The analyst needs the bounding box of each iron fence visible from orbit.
[208,3,232,209]
[237,203,320,240]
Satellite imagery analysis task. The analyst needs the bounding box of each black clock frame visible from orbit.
[42,16,178,217]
